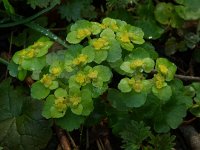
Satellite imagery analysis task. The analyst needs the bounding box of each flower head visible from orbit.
[77,28,91,39]
[93,38,109,50]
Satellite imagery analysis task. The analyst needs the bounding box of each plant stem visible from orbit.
[0,57,9,66]
[175,74,200,82]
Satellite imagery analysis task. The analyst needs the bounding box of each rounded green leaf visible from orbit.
[91,22,102,35]
[143,58,155,73]
[42,95,66,119]
[81,46,95,63]
[155,2,183,28]
[152,85,172,101]
[107,40,122,62]
[55,110,85,131]
[120,62,132,73]
[66,31,82,44]
[21,57,46,71]
[94,51,108,64]
[100,28,115,39]
[80,89,93,116]
[49,81,59,90]
[17,69,27,81]
[94,65,112,82]
[31,81,50,100]
[118,78,132,93]
[54,88,68,98]
[71,104,83,115]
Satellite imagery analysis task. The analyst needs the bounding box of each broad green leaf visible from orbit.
[94,65,112,82]
[138,42,158,59]
[0,79,52,150]
[94,51,108,64]
[152,85,172,101]
[21,56,46,71]
[80,89,93,116]
[175,0,200,20]
[190,104,200,117]
[71,104,83,115]
[8,60,19,78]
[134,0,164,39]
[81,46,95,63]
[120,62,132,73]
[134,20,164,40]
[107,89,147,110]
[91,22,102,35]
[154,2,183,28]
[42,95,67,119]
[17,69,27,81]
[143,58,155,73]
[100,28,115,39]
[58,0,96,22]
[107,40,122,62]
[54,88,68,98]
[31,81,50,100]
[55,110,85,131]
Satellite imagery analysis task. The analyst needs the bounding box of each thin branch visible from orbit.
[66,132,79,150]
[0,57,9,66]
[175,74,200,82]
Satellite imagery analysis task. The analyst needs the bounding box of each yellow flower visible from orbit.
[133,80,143,93]
[55,97,67,111]
[72,54,88,66]
[88,70,98,79]
[159,64,168,75]
[75,73,86,85]
[100,23,107,29]
[40,74,53,87]
[50,66,62,76]
[154,74,165,89]
[69,96,81,106]
[19,49,28,57]
[77,29,91,39]
[110,23,118,30]
[130,59,144,69]
[128,78,135,85]
[93,38,109,50]
[120,32,130,43]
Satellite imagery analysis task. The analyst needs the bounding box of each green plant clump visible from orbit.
[8,17,192,149]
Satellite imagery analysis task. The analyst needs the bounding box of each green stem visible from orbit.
[0,57,9,66]
[0,3,57,28]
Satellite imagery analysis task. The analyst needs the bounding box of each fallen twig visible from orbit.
[56,127,71,150]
